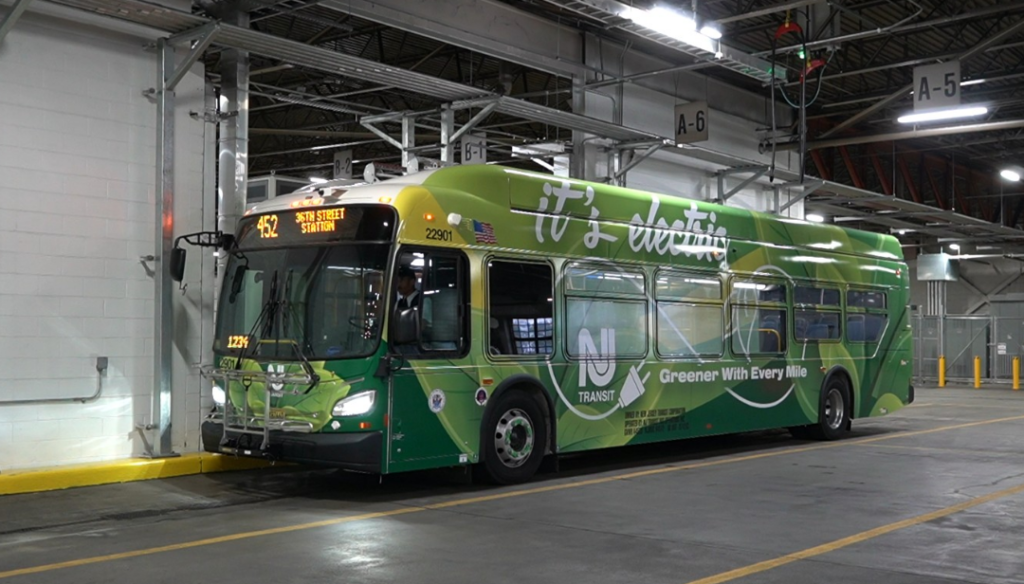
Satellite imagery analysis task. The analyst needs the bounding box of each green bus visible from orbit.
[194,164,913,484]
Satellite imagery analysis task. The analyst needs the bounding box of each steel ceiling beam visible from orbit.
[778,119,1024,151]
[0,0,36,45]
[818,17,1024,139]
[319,0,584,77]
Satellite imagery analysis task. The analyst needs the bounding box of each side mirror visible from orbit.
[229,264,247,302]
[170,248,187,282]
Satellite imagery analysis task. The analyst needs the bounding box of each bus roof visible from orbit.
[243,165,903,262]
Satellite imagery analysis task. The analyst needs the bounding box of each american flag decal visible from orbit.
[473,220,497,244]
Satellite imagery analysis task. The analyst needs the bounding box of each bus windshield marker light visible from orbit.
[897,106,988,124]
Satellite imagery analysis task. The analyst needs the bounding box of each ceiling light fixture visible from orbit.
[960,79,986,87]
[1000,169,1021,182]
[805,213,825,223]
[897,106,988,124]
[624,6,717,53]
[699,23,722,39]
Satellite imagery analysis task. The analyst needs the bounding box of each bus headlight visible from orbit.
[212,384,226,405]
[332,392,375,417]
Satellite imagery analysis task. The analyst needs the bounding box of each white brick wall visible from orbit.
[0,12,212,470]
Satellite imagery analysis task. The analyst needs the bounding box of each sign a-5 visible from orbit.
[913,61,960,111]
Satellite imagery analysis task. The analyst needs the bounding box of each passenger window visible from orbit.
[795,285,840,306]
[848,290,886,309]
[846,289,887,343]
[391,250,468,355]
[488,261,554,357]
[847,313,887,343]
[564,263,647,359]
[730,278,787,355]
[795,310,841,341]
[655,271,723,358]
[566,299,647,359]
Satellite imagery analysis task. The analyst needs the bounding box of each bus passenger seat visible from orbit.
[848,320,865,342]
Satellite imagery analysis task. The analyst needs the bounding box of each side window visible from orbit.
[655,271,723,358]
[731,278,787,355]
[564,263,647,359]
[488,261,554,357]
[391,250,468,355]
[847,289,888,343]
[794,284,841,342]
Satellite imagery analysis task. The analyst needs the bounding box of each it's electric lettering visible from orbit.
[629,196,727,261]
[534,181,728,260]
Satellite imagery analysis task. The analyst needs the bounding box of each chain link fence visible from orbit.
[913,315,1024,384]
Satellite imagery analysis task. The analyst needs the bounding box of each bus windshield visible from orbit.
[214,244,389,360]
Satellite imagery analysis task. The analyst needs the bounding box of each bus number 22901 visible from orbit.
[426,228,453,241]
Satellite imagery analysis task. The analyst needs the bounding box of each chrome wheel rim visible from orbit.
[825,387,844,430]
[493,408,534,468]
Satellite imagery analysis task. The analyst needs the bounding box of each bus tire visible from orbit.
[477,389,547,484]
[806,377,851,441]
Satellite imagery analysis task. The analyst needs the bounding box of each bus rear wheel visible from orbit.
[793,378,851,441]
[478,390,547,484]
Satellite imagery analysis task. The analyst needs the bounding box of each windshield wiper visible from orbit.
[234,270,280,371]
[280,269,320,393]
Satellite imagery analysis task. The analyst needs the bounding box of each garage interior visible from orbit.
[2,0,1024,582]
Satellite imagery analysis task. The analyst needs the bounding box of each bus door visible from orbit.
[386,248,476,472]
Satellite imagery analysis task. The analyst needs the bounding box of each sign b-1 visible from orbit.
[674,101,709,145]
[913,61,960,111]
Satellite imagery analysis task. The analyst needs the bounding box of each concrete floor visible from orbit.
[1,387,1023,584]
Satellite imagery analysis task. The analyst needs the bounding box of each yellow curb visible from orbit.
[0,453,274,496]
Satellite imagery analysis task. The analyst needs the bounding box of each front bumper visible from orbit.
[202,421,382,473]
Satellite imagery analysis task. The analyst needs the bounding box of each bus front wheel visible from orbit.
[792,378,851,441]
[478,390,548,484]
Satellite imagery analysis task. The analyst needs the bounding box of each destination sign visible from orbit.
[236,205,395,249]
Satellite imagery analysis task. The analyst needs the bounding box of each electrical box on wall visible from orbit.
[917,253,960,281]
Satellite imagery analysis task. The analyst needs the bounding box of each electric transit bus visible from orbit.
[190,164,913,484]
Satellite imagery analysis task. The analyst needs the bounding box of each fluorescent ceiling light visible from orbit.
[700,24,722,39]
[625,6,716,53]
[805,213,825,223]
[949,243,961,251]
[309,176,328,183]
[1001,169,1021,182]
[961,79,985,87]
[897,106,988,124]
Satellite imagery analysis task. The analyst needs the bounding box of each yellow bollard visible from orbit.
[1014,357,1020,391]
[938,355,946,387]
[974,356,982,389]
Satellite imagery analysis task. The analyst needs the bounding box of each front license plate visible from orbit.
[269,408,288,419]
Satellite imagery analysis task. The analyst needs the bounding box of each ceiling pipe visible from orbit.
[772,119,1024,151]
[756,0,1024,56]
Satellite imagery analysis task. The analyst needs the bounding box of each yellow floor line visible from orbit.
[0,453,272,496]
[683,481,1024,584]
[1,413,1022,580]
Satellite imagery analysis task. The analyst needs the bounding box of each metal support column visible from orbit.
[607,149,623,186]
[151,38,178,458]
[401,115,417,172]
[0,0,35,46]
[147,23,218,459]
[570,74,586,180]
[439,108,455,164]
